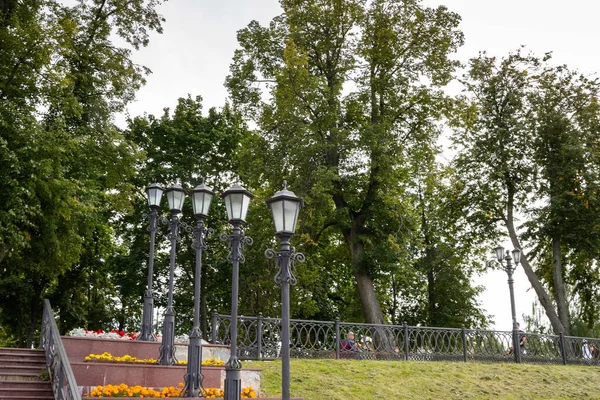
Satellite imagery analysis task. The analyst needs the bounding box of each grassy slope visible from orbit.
[245,359,600,399]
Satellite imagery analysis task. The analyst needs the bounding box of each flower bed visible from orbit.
[84,383,257,398]
[69,328,193,344]
[85,352,225,366]
[70,328,140,341]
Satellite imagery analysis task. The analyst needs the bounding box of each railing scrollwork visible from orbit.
[208,311,600,367]
[40,299,82,400]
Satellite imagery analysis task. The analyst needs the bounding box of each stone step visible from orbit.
[0,357,45,365]
[0,357,45,366]
[0,348,44,356]
[0,395,54,400]
[0,380,53,397]
[0,352,44,362]
[0,375,43,383]
[0,364,46,376]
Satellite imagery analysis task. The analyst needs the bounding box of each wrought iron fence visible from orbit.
[40,299,82,400]
[210,311,600,367]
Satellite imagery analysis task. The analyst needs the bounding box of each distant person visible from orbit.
[582,340,593,361]
[341,331,361,352]
[507,323,527,355]
[516,323,527,353]
[340,331,362,359]
[591,344,600,360]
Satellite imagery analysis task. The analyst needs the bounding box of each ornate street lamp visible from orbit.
[265,181,304,400]
[495,245,522,363]
[138,183,164,342]
[158,182,186,365]
[183,181,214,397]
[221,183,254,400]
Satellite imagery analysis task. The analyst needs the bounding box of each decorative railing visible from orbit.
[40,299,82,400]
[210,311,599,366]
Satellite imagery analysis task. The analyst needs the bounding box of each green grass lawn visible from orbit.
[244,359,600,399]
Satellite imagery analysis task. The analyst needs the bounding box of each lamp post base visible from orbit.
[158,308,177,365]
[182,328,204,397]
[224,366,242,400]
[137,294,157,342]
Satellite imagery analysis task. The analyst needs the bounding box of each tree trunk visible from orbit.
[343,226,386,324]
[26,299,38,348]
[427,267,436,325]
[505,191,566,334]
[552,236,571,335]
[352,268,386,325]
[419,195,436,326]
[390,274,399,325]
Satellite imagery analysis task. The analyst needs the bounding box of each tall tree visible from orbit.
[524,64,600,334]
[227,0,464,324]
[411,161,491,328]
[0,0,167,346]
[122,96,248,336]
[453,50,600,335]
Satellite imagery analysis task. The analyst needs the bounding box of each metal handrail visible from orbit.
[40,299,82,400]
[210,311,600,367]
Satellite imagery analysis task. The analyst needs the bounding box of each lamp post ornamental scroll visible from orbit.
[221,183,254,400]
[495,245,522,364]
[138,183,164,342]
[158,182,187,365]
[265,181,304,400]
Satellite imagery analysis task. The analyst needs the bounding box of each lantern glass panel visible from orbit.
[147,186,163,208]
[495,246,505,262]
[224,193,239,220]
[512,248,521,264]
[224,192,251,222]
[167,188,186,213]
[192,191,213,217]
[270,199,284,233]
[283,199,300,233]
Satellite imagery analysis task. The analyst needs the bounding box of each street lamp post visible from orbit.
[138,183,164,342]
[183,181,214,397]
[495,245,522,363]
[158,182,187,365]
[265,181,304,400]
[221,183,254,400]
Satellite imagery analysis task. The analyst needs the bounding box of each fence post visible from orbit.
[513,327,521,364]
[461,325,468,363]
[257,312,263,361]
[559,332,567,365]
[403,322,409,361]
[210,309,218,344]
[335,318,340,360]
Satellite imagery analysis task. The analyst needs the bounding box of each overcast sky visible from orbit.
[119,0,600,331]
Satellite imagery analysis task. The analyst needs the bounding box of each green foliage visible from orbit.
[453,48,600,334]
[227,0,474,325]
[121,96,249,335]
[0,0,166,346]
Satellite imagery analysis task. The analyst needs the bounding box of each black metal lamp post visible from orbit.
[221,183,254,400]
[495,245,522,363]
[158,182,187,365]
[138,183,164,342]
[183,181,214,397]
[265,181,304,400]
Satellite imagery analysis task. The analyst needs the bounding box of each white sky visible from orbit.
[119,0,600,330]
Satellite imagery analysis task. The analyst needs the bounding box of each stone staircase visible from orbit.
[0,348,54,400]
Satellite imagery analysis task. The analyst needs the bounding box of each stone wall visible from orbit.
[61,336,261,395]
